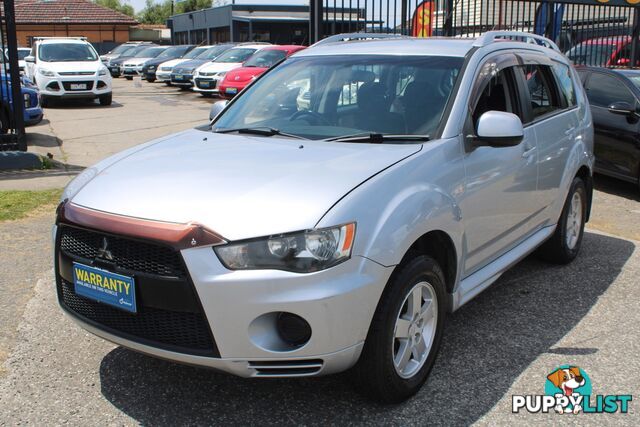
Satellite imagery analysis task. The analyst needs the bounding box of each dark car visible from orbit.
[141,45,195,82]
[107,44,158,77]
[577,67,640,188]
[170,44,234,88]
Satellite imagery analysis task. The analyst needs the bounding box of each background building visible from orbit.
[14,0,138,48]
[168,3,367,45]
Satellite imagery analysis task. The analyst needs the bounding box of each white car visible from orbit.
[121,46,168,80]
[193,45,270,95]
[155,46,211,83]
[25,37,112,107]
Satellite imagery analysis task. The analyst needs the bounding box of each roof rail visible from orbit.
[473,31,560,52]
[33,36,88,41]
[311,32,406,47]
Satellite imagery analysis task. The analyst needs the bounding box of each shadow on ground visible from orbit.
[99,232,634,425]
[594,173,639,202]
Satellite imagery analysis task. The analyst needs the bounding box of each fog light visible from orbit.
[276,312,311,346]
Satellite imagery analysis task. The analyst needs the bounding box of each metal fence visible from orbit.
[0,0,26,151]
[311,0,640,67]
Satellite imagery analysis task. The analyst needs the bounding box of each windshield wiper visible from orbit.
[324,133,431,143]
[214,127,308,140]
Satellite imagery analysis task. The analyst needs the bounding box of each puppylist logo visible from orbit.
[512,365,632,414]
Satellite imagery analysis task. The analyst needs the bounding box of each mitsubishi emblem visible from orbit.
[96,237,114,261]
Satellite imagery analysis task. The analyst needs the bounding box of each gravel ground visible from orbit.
[1,77,639,426]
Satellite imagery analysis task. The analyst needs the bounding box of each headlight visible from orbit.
[23,93,31,108]
[39,68,55,77]
[214,223,356,273]
[215,72,227,79]
[98,67,108,76]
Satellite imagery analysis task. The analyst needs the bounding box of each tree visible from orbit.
[176,0,213,14]
[137,0,173,24]
[94,0,135,17]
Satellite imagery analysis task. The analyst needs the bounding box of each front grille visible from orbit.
[59,225,185,278]
[59,279,216,355]
[56,224,219,357]
[58,71,95,76]
[195,79,217,89]
[62,81,94,91]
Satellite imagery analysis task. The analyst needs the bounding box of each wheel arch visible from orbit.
[575,165,593,222]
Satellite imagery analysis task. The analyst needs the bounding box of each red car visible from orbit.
[218,45,306,98]
[566,36,640,67]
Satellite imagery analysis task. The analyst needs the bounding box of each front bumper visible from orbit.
[54,223,391,377]
[122,66,143,77]
[37,74,112,98]
[155,70,171,81]
[193,77,221,93]
[24,107,43,125]
[108,65,121,77]
[170,73,194,86]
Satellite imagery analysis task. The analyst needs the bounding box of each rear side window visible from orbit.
[518,65,562,121]
[552,63,576,107]
[586,73,636,108]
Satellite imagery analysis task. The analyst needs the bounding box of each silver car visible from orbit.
[54,32,594,403]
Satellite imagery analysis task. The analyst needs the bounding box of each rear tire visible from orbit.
[537,177,587,264]
[164,81,172,86]
[353,255,446,403]
[99,93,112,106]
[147,77,156,83]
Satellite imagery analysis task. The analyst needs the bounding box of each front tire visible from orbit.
[147,77,156,83]
[353,255,446,403]
[537,177,587,264]
[99,93,112,106]
[125,76,133,81]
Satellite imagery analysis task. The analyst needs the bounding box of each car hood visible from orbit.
[174,59,209,72]
[197,62,241,73]
[70,129,421,241]
[223,66,267,83]
[158,58,185,69]
[45,61,102,73]
[123,58,151,66]
[146,56,179,67]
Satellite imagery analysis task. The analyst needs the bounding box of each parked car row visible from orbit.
[109,41,306,99]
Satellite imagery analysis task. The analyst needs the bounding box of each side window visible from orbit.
[471,67,522,129]
[518,65,562,121]
[586,73,636,108]
[552,63,576,108]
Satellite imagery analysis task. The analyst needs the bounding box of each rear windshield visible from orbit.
[38,43,98,62]
[244,49,287,68]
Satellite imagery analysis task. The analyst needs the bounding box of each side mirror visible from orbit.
[475,111,524,147]
[209,100,228,122]
[608,101,638,118]
[25,55,35,63]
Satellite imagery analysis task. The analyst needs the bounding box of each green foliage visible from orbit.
[176,0,213,14]
[137,0,173,24]
[94,0,135,17]
[0,189,62,221]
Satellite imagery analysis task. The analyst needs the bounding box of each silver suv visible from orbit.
[54,32,593,403]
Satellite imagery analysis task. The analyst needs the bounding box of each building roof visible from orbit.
[14,0,138,25]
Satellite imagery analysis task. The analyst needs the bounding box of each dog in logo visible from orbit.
[547,366,586,414]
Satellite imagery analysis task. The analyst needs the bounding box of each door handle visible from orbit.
[522,146,537,158]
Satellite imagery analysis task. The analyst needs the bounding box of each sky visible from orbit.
[126,0,309,14]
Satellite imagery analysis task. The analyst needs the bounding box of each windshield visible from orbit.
[38,43,98,62]
[135,47,165,58]
[156,46,189,59]
[566,43,617,66]
[213,55,463,141]
[197,45,231,60]
[108,44,135,55]
[17,49,30,60]
[215,48,257,64]
[244,49,287,68]
[184,47,207,59]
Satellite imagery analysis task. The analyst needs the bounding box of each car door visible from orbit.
[515,57,579,227]
[460,54,539,275]
[584,71,640,182]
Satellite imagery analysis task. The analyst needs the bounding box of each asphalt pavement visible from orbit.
[0,77,639,426]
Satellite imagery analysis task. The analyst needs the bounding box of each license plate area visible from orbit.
[70,83,87,90]
[225,87,238,94]
[73,262,136,313]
